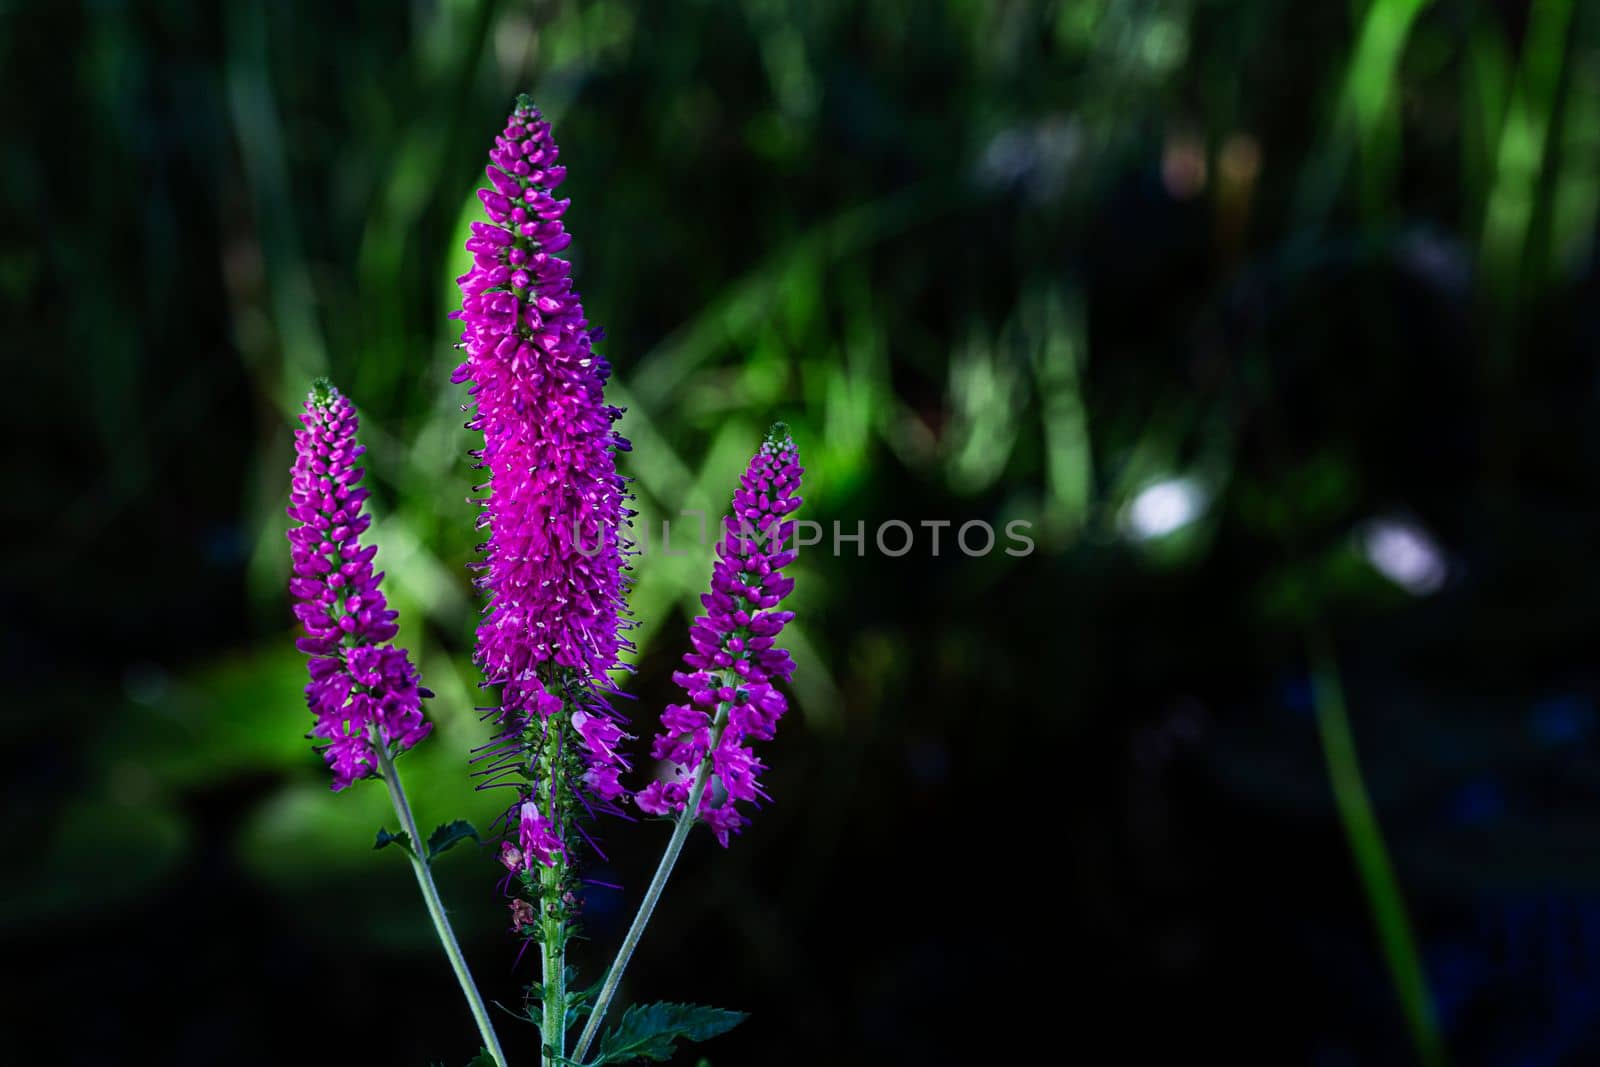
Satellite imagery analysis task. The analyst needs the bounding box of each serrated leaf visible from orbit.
[668,1005,746,1044]
[594,1002,748,1064]
[426,819,481,860]
[372,826,414,857]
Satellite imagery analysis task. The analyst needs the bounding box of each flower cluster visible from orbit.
[282,96,802,1066]
[638,425,803,845]
[287,381,431,789]
[451,96,634,876]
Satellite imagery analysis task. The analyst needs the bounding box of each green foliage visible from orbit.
[426,819,481,860]
[463,1051,498,1067]
[372,826,414,858]
[592,1003,748,1064]
[100,648,318,789]
[18,0,1600,1059]
[2,791,188,929]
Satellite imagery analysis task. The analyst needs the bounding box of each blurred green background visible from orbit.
[7,0,1600,1063]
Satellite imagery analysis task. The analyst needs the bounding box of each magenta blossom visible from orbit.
[519,800,565,869]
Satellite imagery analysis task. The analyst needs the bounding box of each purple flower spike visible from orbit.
[453,95,632,699]
[638,425,803,845]
[287,380,431,790]
[453,97,633,877]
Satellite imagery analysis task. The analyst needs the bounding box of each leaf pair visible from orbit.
[374,819,481,862]
[521,964,598,1034]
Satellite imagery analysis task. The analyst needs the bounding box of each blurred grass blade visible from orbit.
[629,183,941,408]
[223,0,328,404]
[1295,0,1433,226]
[1462,22,1512,234]
[1549,18,1600,276]
[1028,288,1092,533]
[945,324,1022,494]
[1308,633,1446,1067]
[1478,0,1574,310]
[225,0,332,610]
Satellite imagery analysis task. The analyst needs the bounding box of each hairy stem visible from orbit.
[376,743,507,1067]
[541,857,567,1066]
[540,717,569,1067]
[571,705,728,1062]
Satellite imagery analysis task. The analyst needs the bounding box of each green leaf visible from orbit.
[464,1050,498,1067]
[426,819,482,860]
[594,1002,748,1064]
[372,826,414,857]
[563,969,605,1031]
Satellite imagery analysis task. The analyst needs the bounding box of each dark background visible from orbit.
[6,0,1600,1063]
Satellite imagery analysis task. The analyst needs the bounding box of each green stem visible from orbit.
[1307,633,1446,1067]
[376,743,507,1067]
[571,706,727,1063]
[540,715,569,1067]
[541,857,567,1066]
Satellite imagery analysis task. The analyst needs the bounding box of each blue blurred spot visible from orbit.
[1529,696,1596,747]
[1425,940,1493,1028]
[905,739,950,785]
[1462,894,1600,1065]
[1448,778,1505,826]
[202,523,247,566]
[581,865,624,922]
[1278,674,1315,718]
